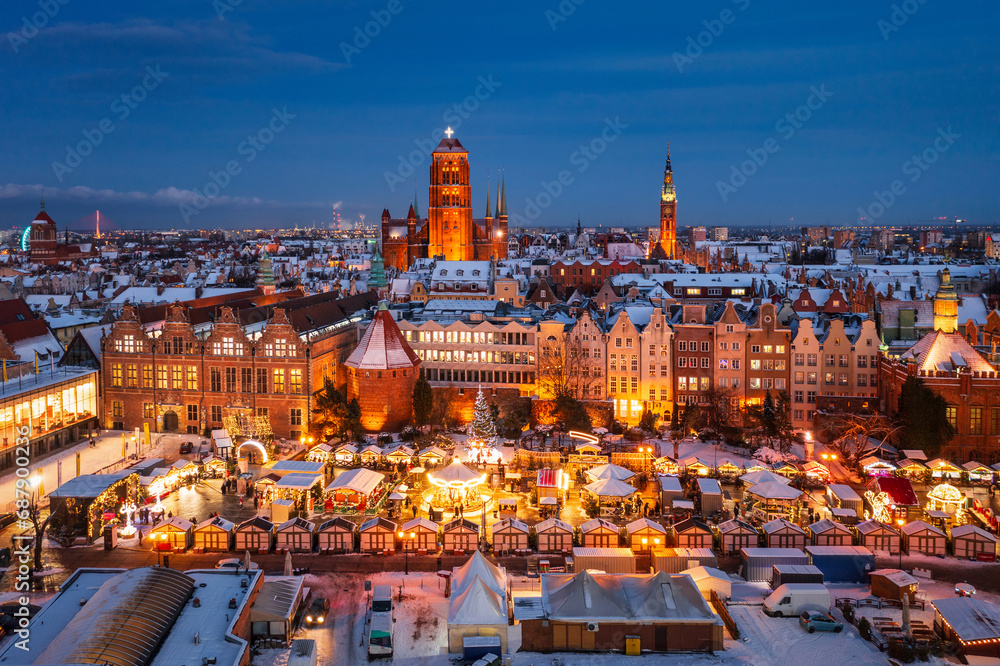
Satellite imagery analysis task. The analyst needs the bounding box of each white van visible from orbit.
[763,583,831,617]
[372,585,392,614]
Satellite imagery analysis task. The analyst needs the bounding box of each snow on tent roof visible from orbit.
[808,519,850,535]
[277,517,315,532]
[900,449,928,461]
[827,484,862,502]
[269,460,325,473]
[197,515,235,532]
[585,463,635,482]
[580,518,618,533]
[659,475,683,492]
[452,550,506,599]
[275,472,322,489]
[932,597,1000,643]
[740,470,791,486]
[951,524,998,542]
[718,519,756,534]
[401,517,438,533]
[763,519,805,535]
[448,576,507,625]
[584,477,637,498]
[870,569,919,587]
[900,520,944,536]
[431,460,483,484]
[536,518,572,533]
[153,516,194,532]
[747,481,802,501]
[542,570,717,623]
[328,468,384,496]
[49,470,134,498]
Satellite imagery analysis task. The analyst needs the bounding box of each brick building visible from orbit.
[672,304,715,406]
[101,292,378,440]
[550,259,641,297]
[344,303,420,432]
[879,330,1000,462]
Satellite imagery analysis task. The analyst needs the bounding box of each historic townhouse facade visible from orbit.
[745,303,791,406]
[713,302,748,410]
[789,316,880,430]
[672,304,715,406]
[604,306,673,423]
[101,292,377,440]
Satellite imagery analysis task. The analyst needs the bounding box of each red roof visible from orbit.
[870,476,918,506]
[344,307,420,370]
[537,468,559,488]
[33,210,56,225]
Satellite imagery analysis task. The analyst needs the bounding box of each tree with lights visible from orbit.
[469,387,498,449]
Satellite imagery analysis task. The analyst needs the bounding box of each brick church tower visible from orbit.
[659,147,678,259]
[344,303,421,431]
[428,129,473,260]
[29,197,58,262]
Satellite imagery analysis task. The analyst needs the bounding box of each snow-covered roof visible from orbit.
[933,597,1000,643]
[328,468,384,496]
[49,470,134,498]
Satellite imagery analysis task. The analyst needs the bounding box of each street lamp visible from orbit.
[398,531,415,575]
[896,518,905,570]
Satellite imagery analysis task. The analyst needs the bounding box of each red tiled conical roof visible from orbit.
[344,306,420,370]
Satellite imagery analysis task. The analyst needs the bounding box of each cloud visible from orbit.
[7,18,346,79]
[0,183,326,209]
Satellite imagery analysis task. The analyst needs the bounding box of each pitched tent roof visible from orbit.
[747,481,803,501]
[327,468,384,496]
[447,576,507,625]
[318,516,356,532]
[430,460,484,485]
[542,570,718,623]
[673,517,712,534]
[871,476,919,506]
[584,477,638,498]
[452,550,506,599]
[740,470,791,486]
[932,597,1000,643]
[585,463,635,482]
[343,305,420,370]
[251,576,304,624]
[627,517,668,534]
[763,518,805,535]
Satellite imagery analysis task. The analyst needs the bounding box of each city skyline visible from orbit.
[1,3,997,230]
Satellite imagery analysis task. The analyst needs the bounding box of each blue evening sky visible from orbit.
[0,1,997,231]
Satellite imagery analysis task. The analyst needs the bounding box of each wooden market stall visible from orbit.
[763,518,807,549]
[536,517,573,553]
[149,516,193,551]
[235,516,275,553]
[492,518,529,555]
[855,520,900,554]
[333,443,358,466]
[275,517,315,553]
[807,518,853,546]
[626,518,668,552]
[325,468,386,513]
[869,568,919,601]
[359,517,397,554]
[581,518,619,548]
[900,520,946,555]
[399,517,438,553]
[317,517,355,554]
[442,518,480,554]
[672,518,713,550]
[193,515,234,552]
[718,519,758,555]
[951,524,998,560]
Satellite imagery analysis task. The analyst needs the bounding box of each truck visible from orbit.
[367,611,393,658]
[762,583,830,618]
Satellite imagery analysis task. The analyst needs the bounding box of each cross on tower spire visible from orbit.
[444,127,454,139]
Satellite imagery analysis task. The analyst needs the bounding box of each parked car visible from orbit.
[304,598,330,626]
[215,558,259,571]
[0,514,17,529]
[799,610,843,633]
[179,442,194,454]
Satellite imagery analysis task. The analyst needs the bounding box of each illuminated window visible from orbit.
[143,365,153,388]
[291,369,303,394]
[273,369,285,393]
[143,403,154,419]
[172,365,183,389]
[126,365,137,388]
[970,407,983,435]
[111,364,122,388]
[157,366,168,389]
[946,405,957,430]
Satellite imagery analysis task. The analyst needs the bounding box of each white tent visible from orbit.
[681,565,732,601]
[740,470,791,486]
[448,551,509,653]
[584,463,635,483]
[430,460,485,487]
[584,477,637,498]
[746,481,802,501]
[327,468,384,496]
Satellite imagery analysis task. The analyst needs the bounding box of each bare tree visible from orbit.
[537,333,603,401]
[820,410,903,463]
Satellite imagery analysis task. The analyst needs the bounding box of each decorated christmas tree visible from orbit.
[469,386,498,449]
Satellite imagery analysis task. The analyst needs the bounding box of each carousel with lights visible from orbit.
[424,460,491,513]
[463,387,503,466]
[926,482,967,525]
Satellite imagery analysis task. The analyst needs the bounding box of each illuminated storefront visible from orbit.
[0,369,98,468]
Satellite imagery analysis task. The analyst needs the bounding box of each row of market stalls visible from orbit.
[861,451,997,482]
[653,455,831,481]
[306,441,448,468]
